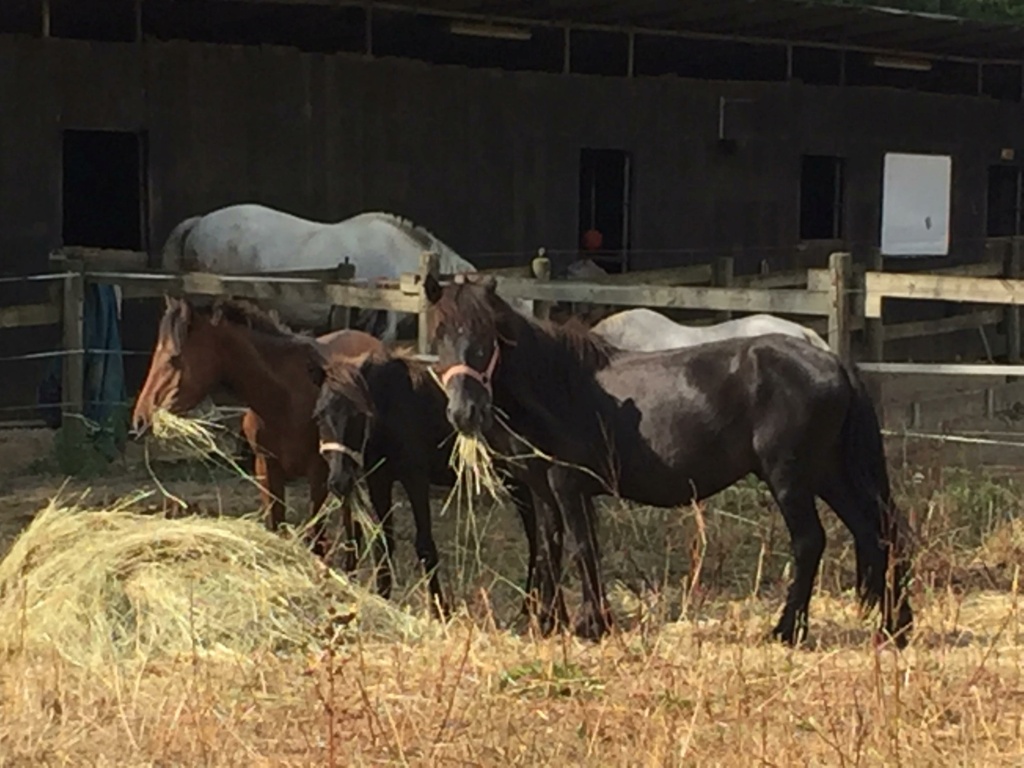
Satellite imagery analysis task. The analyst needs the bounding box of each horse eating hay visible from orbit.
[423,273,914,648]
[309,346,541,618]
[131,296,380,556]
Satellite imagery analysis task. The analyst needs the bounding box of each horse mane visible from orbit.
[363,211,440,253]
[317,344,433,418]
[209,297,308,338]
[433,281,614,373]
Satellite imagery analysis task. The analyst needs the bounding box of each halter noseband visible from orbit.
[319,440,365,468]
[439,342,500,395]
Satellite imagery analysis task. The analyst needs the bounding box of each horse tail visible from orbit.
[836,362,909,614]
[160,215,202,272]
[803,327,833,352]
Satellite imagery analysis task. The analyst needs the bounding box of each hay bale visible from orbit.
[0,498,428,668]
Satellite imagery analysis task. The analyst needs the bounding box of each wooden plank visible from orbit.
[882,308,1003,341]
[733,269,808,289]
[493,277,830,316]
[0,302,61,329]
[1007,239,1023,364]
[52,247,149,272]
[932,261,1004,278]
[93,271,422,313]
[713,256,734,322]
[864,270,1024,318]
[418,251,440,355]
[826,252,852,361]
[858,362,1024,377]
[591,263,713,286]
[532,255,553,321]
[61,263,86,442]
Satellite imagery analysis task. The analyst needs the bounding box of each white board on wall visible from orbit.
[880,152,952,257]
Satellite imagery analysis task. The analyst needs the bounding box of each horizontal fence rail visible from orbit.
[0,239,1022,434]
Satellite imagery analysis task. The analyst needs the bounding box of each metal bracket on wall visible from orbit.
[717,96,755,151]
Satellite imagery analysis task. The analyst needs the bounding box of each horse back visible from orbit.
[314,328,384,361]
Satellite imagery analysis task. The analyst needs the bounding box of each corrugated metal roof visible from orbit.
[370,0,1024,60]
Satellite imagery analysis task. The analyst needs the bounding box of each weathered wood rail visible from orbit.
[2,239,1024,429]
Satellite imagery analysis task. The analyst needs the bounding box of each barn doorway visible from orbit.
[578,148,631,273]
[62,129,148,250]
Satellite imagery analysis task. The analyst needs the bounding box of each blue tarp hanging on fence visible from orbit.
[37,283,127,429]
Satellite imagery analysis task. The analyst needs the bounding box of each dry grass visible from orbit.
[2,430,1024,764]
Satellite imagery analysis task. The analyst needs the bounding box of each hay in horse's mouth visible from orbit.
[443,432,507,516]
[149,407,227,460]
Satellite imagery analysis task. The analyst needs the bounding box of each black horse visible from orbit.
[309,345,541,619]
[422,273,914,648]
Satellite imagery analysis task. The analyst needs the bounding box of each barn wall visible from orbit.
[1,35,1023,413]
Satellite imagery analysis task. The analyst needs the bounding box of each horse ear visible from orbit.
[306,342,329,387]
[424,273,443,305]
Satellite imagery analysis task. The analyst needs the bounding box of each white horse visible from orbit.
[591,307,832,352]
[160,204,481,341]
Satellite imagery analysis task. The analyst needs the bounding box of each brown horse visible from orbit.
[131,295,381,556]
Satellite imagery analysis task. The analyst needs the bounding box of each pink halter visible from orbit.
[439,343,500,396]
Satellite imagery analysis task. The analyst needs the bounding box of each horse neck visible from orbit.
[496,312,604,420]
[366,357,449,440]
[218,327,312,431]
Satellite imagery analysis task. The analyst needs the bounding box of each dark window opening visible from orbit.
[62,130,148,250]
[790,46,842,86]
[370,11,562,73]
[0,0,38,36]
[142,0,365,54]
[579,149,631,273]
[635,35,787,82]
[986,165,1022,237]
[570,29,628,77]
[982,64,1023,102]
[50,0,136,42]
[800,155,845,240]
[845,52,976,96]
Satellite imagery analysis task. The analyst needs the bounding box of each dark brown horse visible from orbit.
[309,345,540,617]
[131,295,381,556]
[423,273,914,649]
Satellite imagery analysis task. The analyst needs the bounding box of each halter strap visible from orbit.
[319,440,364,468]
[439,343,500,395]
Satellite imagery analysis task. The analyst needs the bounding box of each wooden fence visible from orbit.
[2,240,1024,432]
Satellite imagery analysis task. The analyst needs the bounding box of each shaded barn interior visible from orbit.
[1,0,1023,417]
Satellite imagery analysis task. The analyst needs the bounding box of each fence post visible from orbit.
[417,250,440,355]
[328,257,354,331]
[1005,238,1022,368]
[827,252,852,362]
[864,248,884,362]
[713,256,734,323]
[61,259,86,441]
[531,252,552,322]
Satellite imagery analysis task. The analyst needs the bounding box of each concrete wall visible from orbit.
[1,35,1023,414]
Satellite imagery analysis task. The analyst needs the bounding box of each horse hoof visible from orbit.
[573,614,611,642]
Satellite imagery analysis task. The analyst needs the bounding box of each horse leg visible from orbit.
[305,461,332,560]
[254,452,286,532]
[366,469,396,600]
[507,477,538,610]
[819,479,913,647]
[524,467,570,635]
[550,470,611,641]
[338,496,364,575]
[764,472,825,647]
[401,472,449,619]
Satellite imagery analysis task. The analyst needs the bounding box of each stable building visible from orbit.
[1,0,1024,412]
